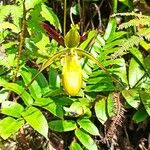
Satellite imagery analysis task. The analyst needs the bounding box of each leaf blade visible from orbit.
[77,118,100,136]
[0,117,24,140]
[75,128,98,150]
[49,120,77,132]
[21,106,48,139]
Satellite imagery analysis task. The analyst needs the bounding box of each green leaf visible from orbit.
[29,68,50,95]
[1,82,33,106]
[104,18,117,41]
[129,57,145,88]
[70,142,83,150]
[132,106,148,123]
[21,106,48,139]
[25,0,45,10]
[119,0,129,6]
[41,3,61,32]
[79,30,97,50]
[0,89,9,103]
[129,48,145,68]
[0,5,22,30]
[1,101,24,118]
[0,117,24,140]
[0,22,19,33]
[95,98,108,124]
[144,56,150,74]
[75,128,98,150]
[122,89,140,109]
[49,66,61,89]
[106,31,127,43]
[85,75,115,92]
[107,93,116,117]
[140,91,150,115]
[109,58,128,84]
[34,98,64,119]
[49,120,77,132]
[64,102,88,117]
[77,118,100,136]
[20,67,42,98]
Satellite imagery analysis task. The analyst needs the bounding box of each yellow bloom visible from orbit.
[62,52,82,96]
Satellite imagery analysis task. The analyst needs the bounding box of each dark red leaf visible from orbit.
[80,32,89,44]
[41,21,65,46]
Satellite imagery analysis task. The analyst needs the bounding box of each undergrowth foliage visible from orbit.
[0,0,150,149]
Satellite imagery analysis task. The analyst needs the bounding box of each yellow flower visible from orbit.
[62,52,82,96]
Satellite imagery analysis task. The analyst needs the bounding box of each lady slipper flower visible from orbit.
[62,52,82,96]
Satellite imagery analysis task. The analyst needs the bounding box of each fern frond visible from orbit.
[103,92,125,145]
[137,28,150,41]
[118,17,150,30]
[120,35,143,50]
[111,35,143,58]
[112,12,150,30]
[112,12,149,19]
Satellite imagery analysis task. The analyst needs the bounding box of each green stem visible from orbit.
[112,0,118,14]
[64,0,67,37]
[103,0,118,40]
[13,0,26,82]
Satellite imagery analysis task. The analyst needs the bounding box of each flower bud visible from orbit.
[64,24,80,48]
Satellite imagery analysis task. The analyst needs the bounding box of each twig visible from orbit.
[63,0,66,37]
[84,0,104,32]
[78,0,84,35]
[19,127,29,150]
[148,133,150,150]
[13,0,26,83]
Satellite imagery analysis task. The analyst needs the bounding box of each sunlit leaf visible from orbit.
[79,30,97,50]
[20,67,42,98]
[1,82,33,106]
[129,57,145,88]
[77,118,100,136]
[95,98,108,124]
[122,89,140,109]
[129,48,145,68]
[0,88,9,103]
[25,0,45,10]
[104,18,117,40]
[34,97,64,119]
[140,91,150,115]
[41,3,61,32]
[21,106,48,139]
[107,93,116,117]
[1,101,24,118]
[70,141,83,150]
[75,128,98,150]
[0,22,19,33]
[0,117,24,140]
[28,68,50,95]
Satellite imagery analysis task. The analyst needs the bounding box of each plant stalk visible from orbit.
[13,0,26,83]
[63,0,67,37]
